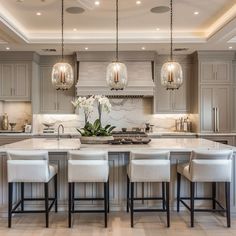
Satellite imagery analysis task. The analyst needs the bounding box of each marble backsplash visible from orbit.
[33,98,190,134]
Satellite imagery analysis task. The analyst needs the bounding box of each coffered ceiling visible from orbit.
[0,0,235,54]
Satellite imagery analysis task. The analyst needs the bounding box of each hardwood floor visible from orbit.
[0,212,235,236]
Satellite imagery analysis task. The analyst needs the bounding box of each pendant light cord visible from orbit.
[116,0,119,62]
[170,0,173,61]
[61,0,64,61]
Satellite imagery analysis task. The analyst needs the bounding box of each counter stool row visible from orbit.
[6,149,233,229]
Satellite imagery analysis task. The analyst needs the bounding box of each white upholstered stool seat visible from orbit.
[7,150,58,228]
[67,150,109,228]
[176,149,233,228]
[127,150,170,228]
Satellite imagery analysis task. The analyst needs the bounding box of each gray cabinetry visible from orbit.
[0,62,30,101]
[40,56,75,114]
[200,85,230,132]
[154,57,191,114]
[200,61,230,83]
[191,51,235,133]
[40,65,75,114]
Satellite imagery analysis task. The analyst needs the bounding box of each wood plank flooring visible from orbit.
[0,212,235,236]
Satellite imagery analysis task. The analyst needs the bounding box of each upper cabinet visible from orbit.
[0,62,30,101]
[200,61,231,83]
[154,56,192,114]
[39,56,75,114]
[0,52,40,102]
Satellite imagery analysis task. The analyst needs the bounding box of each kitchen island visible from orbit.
[0,138,235,215]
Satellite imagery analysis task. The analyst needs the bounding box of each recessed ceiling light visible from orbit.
[141,46,146,50]
[73,28,77,31]
[136,1,141,5]
[194,11,199,15]
[94,1,100,6]
[229,46,233,49]
[6,47,10,50]
[85,47,88,50]
[36,12,42,16]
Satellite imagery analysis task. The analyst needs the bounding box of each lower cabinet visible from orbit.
[199,135,235,146]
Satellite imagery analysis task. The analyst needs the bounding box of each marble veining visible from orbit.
[33,98,190,134]
[1,138,235,153]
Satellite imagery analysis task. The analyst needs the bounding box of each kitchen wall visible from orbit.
[33,98,190,134]
[0,102,32,131]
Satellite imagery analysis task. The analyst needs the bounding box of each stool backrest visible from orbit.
[130,150,170,160]
[68,150,108,161]
[189,149,233,182]
[7,150,49,183]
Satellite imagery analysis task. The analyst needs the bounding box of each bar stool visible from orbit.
[127,150,170,227]
[68,150,109,228]
[177,149,233,227]
[7,150,58,228]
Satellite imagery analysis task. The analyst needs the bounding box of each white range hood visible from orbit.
[76,60,155,97]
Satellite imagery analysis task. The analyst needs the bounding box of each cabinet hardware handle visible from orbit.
[57,102,59,110]
[216,107,220,132]
[213,107,217,132]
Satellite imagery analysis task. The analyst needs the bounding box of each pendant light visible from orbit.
[160,0,183,90]
[106,0,128,90]
[52,0,74,90]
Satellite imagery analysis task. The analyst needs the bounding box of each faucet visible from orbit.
[57,124,64,140]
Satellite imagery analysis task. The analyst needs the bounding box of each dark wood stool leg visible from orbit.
[190,182,195,228]
[225,182,231,228]
[166,182,170,228]
[107,179,110,213]
[127,175,130,213]
[21,183,24,211]
[8,182,13,228]
[162,182,166,210]
[212,182,216,210]
[54,175,58,212]
[104,182,108,228]
[44,182,49,228]
[130,182,134,228]
[177,172,181,212]
[68,183,72,228]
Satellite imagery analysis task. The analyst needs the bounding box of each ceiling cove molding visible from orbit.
[206,3,236,39]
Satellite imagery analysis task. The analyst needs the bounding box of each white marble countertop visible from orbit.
[1,132,236,137]
[0,138,235,153]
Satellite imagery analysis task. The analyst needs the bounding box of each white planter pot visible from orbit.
[80,136,114,144]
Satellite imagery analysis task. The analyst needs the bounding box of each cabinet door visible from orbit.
[0,64,13,98]
[154,66,172,113]
[14,63,30,100]
[200,86,214,132]
[40,66,57,113]
[215,63,230,83]
[213,86,230,132]
[57,88,75,114]
[200,62,214,82]
[172,65,190,112]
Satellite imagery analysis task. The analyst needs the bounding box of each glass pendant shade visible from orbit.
[161,61,183,90]
[52,62,74,90]
[106,62,128,90]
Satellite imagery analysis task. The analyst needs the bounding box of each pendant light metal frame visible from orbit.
[106,0,128,91]
[51,0,74,91]
[160,0,183,91]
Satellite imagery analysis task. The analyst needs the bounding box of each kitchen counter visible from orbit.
[0,138,235,153]
[0,137,235,215]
